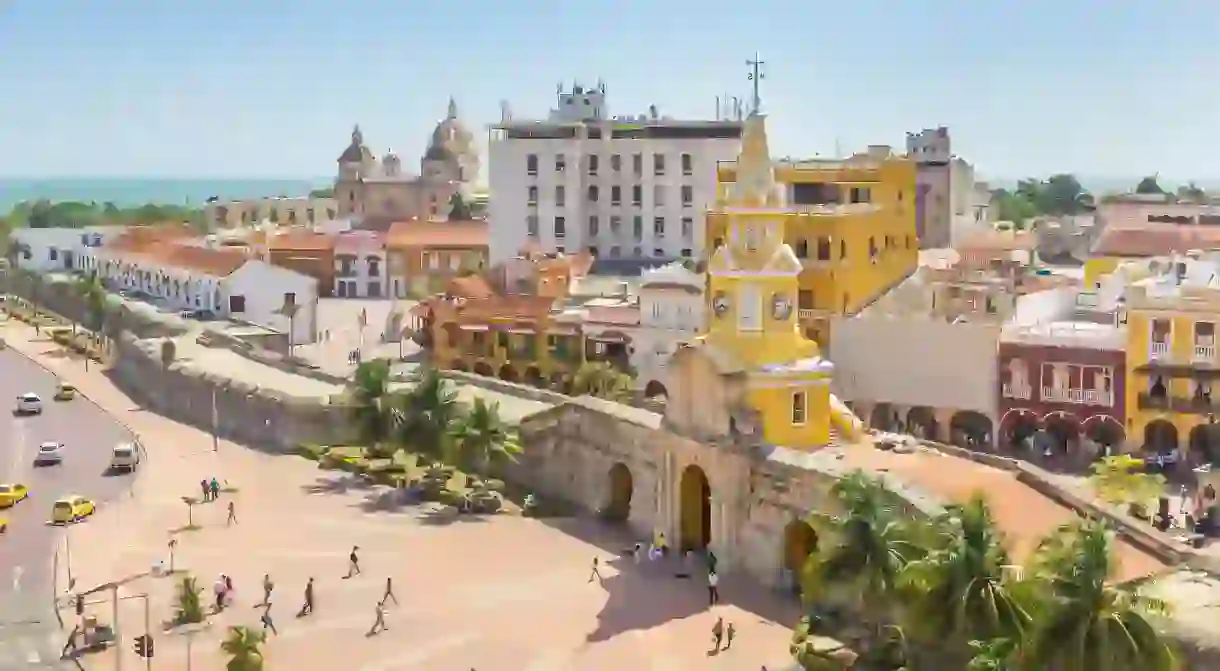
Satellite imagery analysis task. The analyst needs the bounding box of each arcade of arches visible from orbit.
[1139,418,1220,466]
[855,401,996,449]
[998,410,1126,456]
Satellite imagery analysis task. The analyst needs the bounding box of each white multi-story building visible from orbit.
[333,231,386,298]
[9,227,118,274]
[488,82,743,265]
[633,262,705,395]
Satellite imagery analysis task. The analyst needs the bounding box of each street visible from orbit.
[0,346,137,668]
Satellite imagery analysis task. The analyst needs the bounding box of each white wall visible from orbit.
[488,131,741,263]
[10,228,93,273]
[1011,287,1077,326]
[830,315,1000,418]
[224,261,319,344]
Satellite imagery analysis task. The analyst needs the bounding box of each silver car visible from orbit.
[33,441,63,467]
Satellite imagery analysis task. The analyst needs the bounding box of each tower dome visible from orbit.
[338,124,373,165]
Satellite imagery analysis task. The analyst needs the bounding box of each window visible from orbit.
[555,186,566,207]
[681,153,693,176]
[588,215,599,236]
[587,185,599,202]
[555,154,566,172]
[527,214,539,236]
[555,246,565,254]
[610,185,622,206]
[799,290,814,309]
[653,154,666,176]
[633,246,643,257]
[791,391,807,424]
[229,295,247,313]
[632,153,643,175]
[681,217,693,239]
[849,187,872,204]
[527,186,538,205]
[681,248,692,257]
[681,185,693,207]
[610,154,622,172]
[588,155,599,176]
[610,215,622,233]
[631,185,642,206]
[49,249,58,261]
[554,216,566,238]
[632,216,643,240]
[840,240,848,259]
[794,239,808,258]
[654,216,666,237]
[449,255,461,271]
[739,284,762,330]
[588,246,599,256]
[654,248,664,257]
[816,237,831,261]
[654,185,665,206]
[526,154,538,176]
[610,245,621,258]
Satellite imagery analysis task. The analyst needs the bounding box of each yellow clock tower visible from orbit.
[698,112,864,448]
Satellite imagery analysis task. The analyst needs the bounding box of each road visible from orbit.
[0,348,136,668]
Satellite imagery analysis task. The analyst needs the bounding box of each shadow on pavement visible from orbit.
[300,475,375,496]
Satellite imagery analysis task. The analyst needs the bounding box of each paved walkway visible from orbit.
[3,325,799,670]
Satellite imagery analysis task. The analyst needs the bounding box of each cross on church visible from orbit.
[746,53,765,115]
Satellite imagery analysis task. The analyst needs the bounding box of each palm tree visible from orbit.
[572,361,632,402]
[803,471,922,632]
[220,625,266,671]
[1023,520,1175,671]
[75,271,106,334]
[448,397,522,474]
[900,496,1033,666]
[391,366,459,457]
[351,359,393,445]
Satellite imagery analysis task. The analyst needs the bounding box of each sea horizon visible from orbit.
[0,176,332,213]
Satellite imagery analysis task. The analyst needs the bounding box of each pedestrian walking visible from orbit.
[200,479,210,502]
[656,532,668,559]
[225,575,235,604]
[261,573,274,606]
[367,601,388,635]
[707,550,718,575]
[345,546,362,578]
[633,542,643,564]
[210,477,220,501]
[214,575,227,612]
[381,577,398,606]
[707,570,720,606]
[711,617,724,651]
[588,557,602,583]
[260,604,278,635]
[297,577,314,617]
[724,622,736,650]
[227,500,238,526]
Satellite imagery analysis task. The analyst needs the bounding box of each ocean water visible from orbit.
[0,177,332,212]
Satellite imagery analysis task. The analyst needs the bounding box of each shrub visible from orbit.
[173,575,205,626]
[483,479,506,493]
[436,488,466,507]
[297,443,327,461]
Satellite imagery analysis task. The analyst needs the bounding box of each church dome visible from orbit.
[425,98,473,162]
[338,124,373,164]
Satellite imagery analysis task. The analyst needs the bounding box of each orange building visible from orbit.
[266,231,337,296]
[385,219,489,299]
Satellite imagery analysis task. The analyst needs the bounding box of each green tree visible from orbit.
[220,626,266,671]
[900,496,1033,666]
[1024,520,1175,671]
[75,271,106,334]
[966,638,1019,671]
[392,365,460,457]
[448,396,522,474]
[351,359,393,445]
[172,575,205,625]
[1178,182,1207,201]
[1087,454,1165,517]
[572,361,632,402]
[1135,175,1166,195]
[309,186,335,199]
[448,191,474,220]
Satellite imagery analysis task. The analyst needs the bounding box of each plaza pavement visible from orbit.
[3,325,800,670]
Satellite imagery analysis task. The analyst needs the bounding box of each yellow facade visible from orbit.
[707,151,919,341]
[1124,299,1220,456]
[1084,257,1121,288]
[696,112,864,449]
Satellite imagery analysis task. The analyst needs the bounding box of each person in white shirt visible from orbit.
[707,570,720,606]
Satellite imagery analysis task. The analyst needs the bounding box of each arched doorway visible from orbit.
[1043,412,1080,455]
[1082,415,1124,454]
[949,411,994,449]
[498,364,518,383]
[679,464,712,552]
[643,380,668,398]
[473,361,494,377]
[907,406,938,441]
[1000,409,1040,451]
[450,360,469,372]
[782,519,819,586]
[1189,423,1220,466]
[1144,419,1178,454]
[870,403,895,432]
[603,463,633,523]
[524,366,544,387]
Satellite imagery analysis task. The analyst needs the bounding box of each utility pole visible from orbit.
[211,387,219,452]
[112,585,122,671]
[746,52,766,115]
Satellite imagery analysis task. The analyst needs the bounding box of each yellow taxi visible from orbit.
[0,483,29,508]
[52,496,96,524]
[53,383,77,401]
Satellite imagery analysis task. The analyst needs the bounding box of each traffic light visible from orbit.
[133,634,153,658]
[74,595,83,617]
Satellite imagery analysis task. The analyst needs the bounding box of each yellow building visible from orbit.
[1123,260,1220,463]
[676,112,865,450]
[707,143,918,344]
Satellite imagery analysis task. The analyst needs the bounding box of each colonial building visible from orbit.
[333,231,386,298]
[334,99,479,228]
[266,231,337,298]
[385,219,488,299]
[487,82,743,264]
[708,141,919,346]
[203,196,338,230]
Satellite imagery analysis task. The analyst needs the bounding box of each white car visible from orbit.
[15,393,42,415]
[33,442,63,467]
[109,443,139,472]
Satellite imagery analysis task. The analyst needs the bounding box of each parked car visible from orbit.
[51,496,95,524]
[15,393,42,415]
[54,383,76,401]
[109,443,139,473]
[0,483,29,508]
[33,442,64,467]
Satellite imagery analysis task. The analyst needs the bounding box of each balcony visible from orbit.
[1195,343,1216,361]
[1138,392,1170,410]
[1003,382,1032,400]
[1150,340,1170,357]
[1044,386,1113,407]
[798,309,815,321]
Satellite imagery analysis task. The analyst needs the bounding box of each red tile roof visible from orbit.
[1091,224,1220,257]
[268,231,335,252]
[117,242,249,277]
[446,275,495,299]
[387,219,488,248]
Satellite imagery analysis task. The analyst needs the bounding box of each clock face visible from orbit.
[772,293,793,320]
[712,292,731,317]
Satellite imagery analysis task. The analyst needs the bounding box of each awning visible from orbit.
[547,328,579,337]
[459,325,489,331]
[588,333,630,344]
[505,328,535,335]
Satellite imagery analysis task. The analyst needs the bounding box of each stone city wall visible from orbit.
[107,332,357,452]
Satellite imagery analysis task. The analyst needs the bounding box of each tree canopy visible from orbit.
[1135,176,1166,195]
[991,174,1093,228]
[1,199,205,231]
[448,192,474,220]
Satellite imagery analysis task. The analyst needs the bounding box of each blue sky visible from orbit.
[0,1,1216,183]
